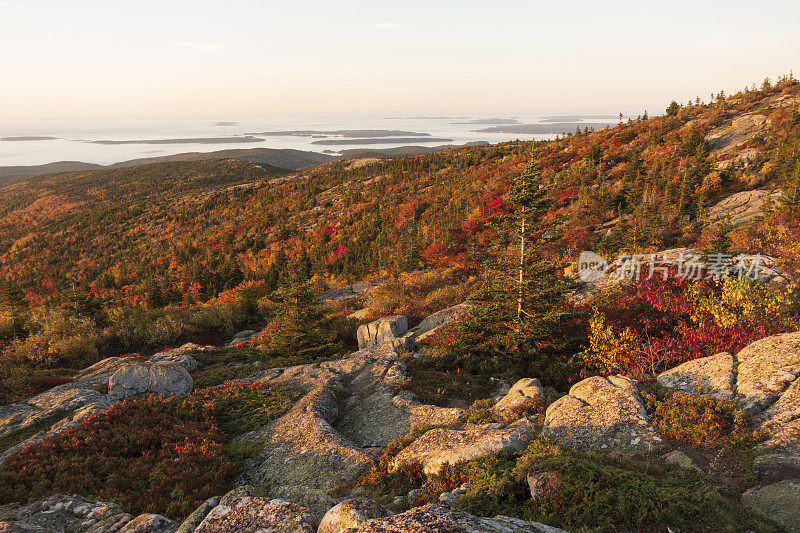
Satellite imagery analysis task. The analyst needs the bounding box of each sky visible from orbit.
[1,0,798,120]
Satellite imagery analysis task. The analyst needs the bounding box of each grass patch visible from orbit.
[0,382,299,520]
[192,346,343,389]
[0,413,65,454]
[398,351,497,407]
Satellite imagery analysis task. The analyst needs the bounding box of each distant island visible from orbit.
[1,136,59,141]
[475,122,615,134]
[90,136,265,145]
[252,129,431,138]
[213,121,240,126]
[311,137,453,145]
[540,114,620,122]
[452,118,520,125]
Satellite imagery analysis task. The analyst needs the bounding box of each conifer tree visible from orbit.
[452,160,572,376]
[781,161,800,213]
[266,273,339,360]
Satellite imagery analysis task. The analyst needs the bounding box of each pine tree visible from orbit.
[452,160,572,376]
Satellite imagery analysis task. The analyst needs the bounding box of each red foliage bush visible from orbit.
[0,382,297,520]
[34,376,75,391]
[585,273,790,376]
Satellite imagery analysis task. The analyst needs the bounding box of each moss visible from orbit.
[459,439,781,533]
[355,434,781,532]
[223,440,264,463]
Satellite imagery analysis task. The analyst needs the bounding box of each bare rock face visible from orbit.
[267,486,337,524]
[389,424,535,476]
[543,375,662,454]
[350,503,566,532]
[108,361,193,401]
[494,378,546,414]
[193,495,315,533]
[736,331,800,412]
[0,383,107,440]
[317,498,393,533]
[707,189,782,228]
[0,383,114,467]
[0,494,176,533]
[72,356,139,386]
[335,389,463,447]
[706,113,770,156]
[411,302,475,343]
[318,282,380,303]
[237,387,373,491]
[175,498,220,533]
[757,377,800,454]
[117,514,177,532]
[357,316,410,351]
[148,344,201,373]
[657,352,736,397]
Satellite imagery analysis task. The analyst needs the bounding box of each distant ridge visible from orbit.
[0,148,336,182]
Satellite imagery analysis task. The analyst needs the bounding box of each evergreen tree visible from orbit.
[781,161,800,213]
[265,273,339,360]
[451,160,572,376]
[707,218,733,255]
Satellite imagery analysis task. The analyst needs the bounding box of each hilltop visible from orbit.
[1,75,800,531]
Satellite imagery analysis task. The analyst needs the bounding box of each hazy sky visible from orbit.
[2,0,798,120]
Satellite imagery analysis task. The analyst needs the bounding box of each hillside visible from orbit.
[0,147,334,181]
[1,75,800,532]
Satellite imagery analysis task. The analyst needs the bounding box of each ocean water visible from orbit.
[0,114,617,167]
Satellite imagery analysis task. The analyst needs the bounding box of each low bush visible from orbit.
[645,390,758,449]
[0,382,299,520]
[579,274,799,377]
[357,435,779,532]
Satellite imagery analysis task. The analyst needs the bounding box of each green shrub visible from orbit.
[645,391,758,449]
[461,398,496,424]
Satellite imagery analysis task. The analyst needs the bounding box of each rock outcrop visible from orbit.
[335,389,463,447]
[318,282,379,303]
[389,423,535,475]
[0,383,114,466]
[707,189,781,227]
[543,375,662,454]
[410,302,475,343]
[706,113,770,157]
[237,386,373,491]
[656,352,736,397]
[493,378,546,414]
[357,315,412,351]
[756,378,800,454]
[108,361,193,400]
[148,344,201,373]
[318,498,393,533]
[349,503,566,532]
[736,331,800,412]
[192,494,315,533]
[0,494,176,533]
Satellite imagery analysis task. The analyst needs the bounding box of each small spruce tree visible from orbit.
[265,273,339,361]
[451,160,573,377]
